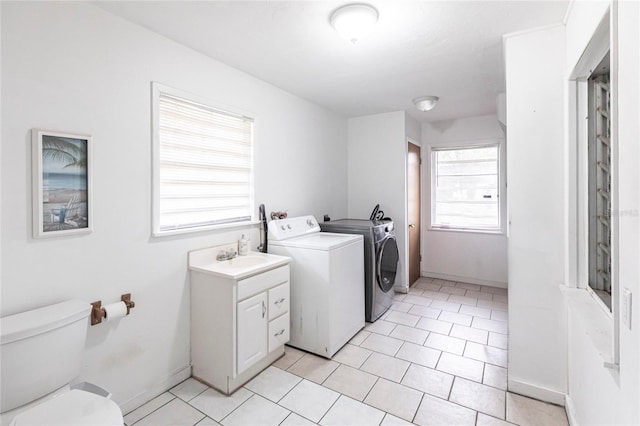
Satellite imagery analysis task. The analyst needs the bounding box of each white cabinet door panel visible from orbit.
[237,292,268,375]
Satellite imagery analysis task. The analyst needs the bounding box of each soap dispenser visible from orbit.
[238,234,249,256]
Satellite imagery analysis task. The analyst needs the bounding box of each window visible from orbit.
[152,83,254,236]
[431,144,500,231]
[587,53,612,310]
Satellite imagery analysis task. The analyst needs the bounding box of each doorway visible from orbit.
[407,141,421,286]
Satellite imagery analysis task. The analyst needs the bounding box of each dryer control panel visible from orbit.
[268,215,320,241]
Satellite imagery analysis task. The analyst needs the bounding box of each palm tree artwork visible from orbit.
[41,135,89,232]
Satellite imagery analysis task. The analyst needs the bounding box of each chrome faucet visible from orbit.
[216,249,238,261]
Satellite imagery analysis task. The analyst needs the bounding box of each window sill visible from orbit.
[427,226,505,236]
[562,286,618,372]
[152,220,262,238]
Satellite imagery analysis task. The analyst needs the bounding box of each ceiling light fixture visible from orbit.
[330,3,379,44]
[413,96,439,112]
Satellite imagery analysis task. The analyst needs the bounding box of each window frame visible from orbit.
[151,82,256,237]
[428,140,506,235]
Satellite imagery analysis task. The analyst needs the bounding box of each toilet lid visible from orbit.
[10,389,123,426]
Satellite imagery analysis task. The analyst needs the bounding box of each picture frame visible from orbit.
[32,129,93,238]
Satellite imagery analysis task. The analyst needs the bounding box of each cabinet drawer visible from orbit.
[268,282,290,320]
[268,313,290,353]
[237,265,289,301]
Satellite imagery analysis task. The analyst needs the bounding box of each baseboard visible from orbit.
[564,394,578,425]
[120,365,191,415]
[508,378,566,406]
[421,271,508,289]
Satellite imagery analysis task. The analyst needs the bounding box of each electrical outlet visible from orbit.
[622,288,632,330]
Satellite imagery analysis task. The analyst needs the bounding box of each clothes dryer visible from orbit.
[320,219,399,322]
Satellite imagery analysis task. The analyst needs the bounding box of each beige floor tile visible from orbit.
[480,286,508,295]
[386,310,421,327]
[488,332,508,349]
[459,305,492,319]
[273,345,306,370]
[287,353,340,384]
[195,417,220,426]
[483,364,507,390]
[424,332,466,355]
[465,290,494,301]
[134,397,205,426]
[244,366,301,402]
[415,317,453,335]
[332,343,373,368]
[170,378,209,402]
[124,392,175,425]
[491,310,509,321]
[319,395,385,426]
[414,282,442,292]
[390,324,430,344]
[395,342,441,368]
[477,299,508,311]
[322,364,378,401]
[423,290,453,301]
[493,294,508,303]
[436,352,484,382]
[393,293,408,301]
[413,393,476,426]
[429,299,462,313]
[472,317,508,334]
[506,392,568,426]
[450,324,489,344]
[432,279,457,287]
[448,294,480,307]
[364,378,423,422]
[449,377,506,419]
[464,341,508,367]
[439,285,468,296]
[189,388,253,422]
[279,379,339,423]
[438,310,473,326]
[400,363,454,399]
[360,332,404,356]
[280,413,316,426]
[408,305,441,319]
[360,352,410,382]
[477,413,516,426]
[364,319,397,336]
[381,413,415,425]
[349,330,371,345]
[403,294,434,307]
[221,394,290,426]
[390,300,413,313]
[455,282,483,291]
[408,287,425,296]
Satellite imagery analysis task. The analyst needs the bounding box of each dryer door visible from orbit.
[376,236,399,292]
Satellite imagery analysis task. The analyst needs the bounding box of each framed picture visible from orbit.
[32,129,93,238]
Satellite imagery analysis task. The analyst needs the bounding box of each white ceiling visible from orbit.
[94,1,569,123]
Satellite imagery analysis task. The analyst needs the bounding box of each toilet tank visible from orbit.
[0,299,91,413]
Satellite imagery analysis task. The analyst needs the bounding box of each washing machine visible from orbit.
[268,215,364,358]
[320,219,399,322]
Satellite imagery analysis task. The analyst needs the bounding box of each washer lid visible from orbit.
[269,232,362,250]
[10,390,123,426]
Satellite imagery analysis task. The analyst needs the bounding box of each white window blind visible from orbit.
[155,89,253,234]
[431,145,499,230]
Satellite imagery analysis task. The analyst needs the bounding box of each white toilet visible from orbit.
[0,299,124,425]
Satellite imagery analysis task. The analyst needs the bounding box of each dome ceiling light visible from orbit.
[330,3,379,44]
[413,96,439,112]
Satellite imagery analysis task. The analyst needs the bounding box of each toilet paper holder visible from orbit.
[91,294,135,326]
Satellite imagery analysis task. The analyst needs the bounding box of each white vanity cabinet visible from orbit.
[188,247,291,395]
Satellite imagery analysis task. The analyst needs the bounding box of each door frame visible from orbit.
[406,139,422,287]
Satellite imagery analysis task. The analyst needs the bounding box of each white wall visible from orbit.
[564,1,640,424]
[504,25,568,403]
[347,112,408,290]
[421,115,507,287]
[0,2,348,413]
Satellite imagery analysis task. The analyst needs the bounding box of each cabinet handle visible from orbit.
[262,301,266,318]
[274,298,285,305]
[274,329,285,337]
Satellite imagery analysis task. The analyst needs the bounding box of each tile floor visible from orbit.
[124,277,569,426]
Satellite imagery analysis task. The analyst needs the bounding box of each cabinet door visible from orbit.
[237,292,268,375]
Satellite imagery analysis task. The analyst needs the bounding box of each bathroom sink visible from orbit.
[188,246,290,280]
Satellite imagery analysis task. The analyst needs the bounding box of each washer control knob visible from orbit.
[307,219,315,227]
[287,224,292,229]
[280,225,286,231]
